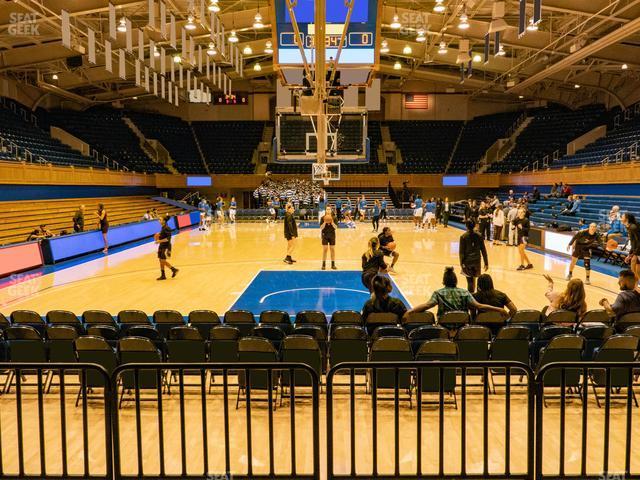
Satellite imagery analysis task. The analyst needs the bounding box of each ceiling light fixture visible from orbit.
[185,15,197,30]
[416,29,426,42]
[117,17,127,32]
[393,60,402,70]
[403,44,412,55]
[264,40,273,54]
[228,30,239,43]
[526,18,539,31]
[243,45,253,55]
[518,95,524,99]
[208,0,220,12]
[390,13,401,29]
[207,42,217,56]
[254,62,262,71]
[438,40,448,54]
[153,46,160,57]
[253,12,264,29]
[495,44,506,56]
[472,53,482,63]
[458,11,470,30]
[622,63,628,70]
[173,54,182,63]
[380,39,389,53]
[52,73,59,80]
[433,0,445,13]
[574,83,580,89]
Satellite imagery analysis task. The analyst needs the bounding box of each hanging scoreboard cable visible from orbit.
[275,0,378,65]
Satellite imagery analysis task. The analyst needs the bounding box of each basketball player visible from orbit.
[283,203,298,264]
[320,206,337,270]
[412,195,423,230]
[361,236,387,292]
[372,199,381,232]
[216,196,225,225]
[378,226,399,273]
[566,222,600,285]
[156,216,178,280]
[229,196,237,224]
[96,203,109,254]
[335,197,343,222]
[198,197,207,230]
[622,212,640,281]
[318,194,327,223]
[380,197,388,224]
[204,200,213,230]
[422,197,437,231]
[359,195,367,222]
[272,197,281,222]
[514,209,533,270]
[459,220,488,292]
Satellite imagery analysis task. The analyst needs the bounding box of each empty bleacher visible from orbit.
[46,109,169,174]
[487,105,606,173]
[552,114,640,169]
[389,120,464,173]
[126,111,206,174]
[192,121,263,174]
[0,104,99,169]
[0,196,183,246]
[447,112,521,173]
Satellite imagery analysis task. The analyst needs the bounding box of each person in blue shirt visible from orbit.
[229,196,237,224]
[198,198,207,231]
[422,198,437,231]
[204,201,213,230]
[359,196,367,221]
[372,199,381,232]
[318,195,327,223]
[607,206,627,238]
[380,197,388,224]
[412,195,423,230]
[216,196,225,225]
[335,198,343,222]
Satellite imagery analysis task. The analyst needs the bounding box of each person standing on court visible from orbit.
[380,197,388,224]
[622,212,640,282]
[372,199,381,233]
[492,204,505,246]
[96,203,109,254]
[478,201,491,240]
[442,197,450,228]
[73,205,85,233]
[459,220,488,292]
[156,215,179,280]
[284,203,298,265]
[320,206,337,270]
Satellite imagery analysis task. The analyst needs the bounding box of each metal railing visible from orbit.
[326,361,535,480]
[0,361,639,480]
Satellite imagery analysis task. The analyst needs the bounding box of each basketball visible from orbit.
[386,241,396,250]
[606,238,619,251]
[154,232,160,242]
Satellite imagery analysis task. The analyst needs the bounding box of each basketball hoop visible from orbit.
[312,162,341,185]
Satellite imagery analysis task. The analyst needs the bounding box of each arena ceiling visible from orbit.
[1,0,639,107]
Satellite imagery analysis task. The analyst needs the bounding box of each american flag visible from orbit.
[404,94,429,109]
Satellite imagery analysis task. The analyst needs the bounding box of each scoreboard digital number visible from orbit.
[275,0,377,65]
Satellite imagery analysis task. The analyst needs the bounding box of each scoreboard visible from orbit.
[275,0,377,65]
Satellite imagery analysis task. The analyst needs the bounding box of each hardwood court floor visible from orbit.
[0,221,633,479]
[0,221,622,315]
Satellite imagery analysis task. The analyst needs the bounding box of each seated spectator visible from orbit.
[473,274,518,317]
[532,187,540,202]
[607,206,626,238]
[548,183,558,198]
[73,205,85,233]
[560,195,581,216]
[142,210,152,221]
[151,208,159,219]
[27,224,53,241]
[542,274,587,321]
[362,275,408,322]
[562,183,573,198]
[405,267,507,320]
[599,269,640,321]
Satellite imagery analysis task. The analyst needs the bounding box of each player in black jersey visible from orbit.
[566,223,600,285]
[283,204,298,265]
[361,237,387,291]
[156,216,179,280]
[378,227,399,274]
[513,209,533,271]
[321,206,338,270]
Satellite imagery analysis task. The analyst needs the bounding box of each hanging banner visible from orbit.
[135,59,141,85]
[148,0,155,28]
[149,39,156,69]
[61,10,71,48]
[119,49,126,79]
[138,29,145,61]
[109,3,117,40]
[105,40,113,72]
[182,29,187,59]
[160,1,167,37]
[198,45,203,71]
[170,14,177,47]
[175,85,179,106]
[518,0,526,37]
[88,28,96,64]
[168,80,173,103]
[161,75,166,98]
[145,66,150,91]
[125,19,133,52]
[160,47,166,74]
